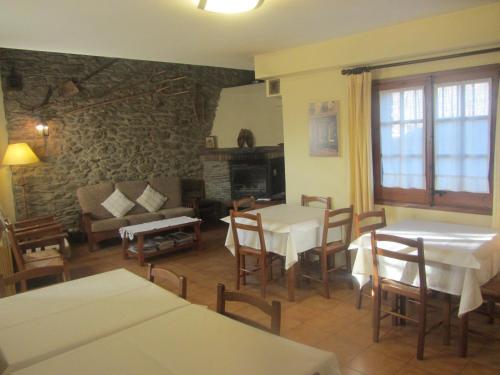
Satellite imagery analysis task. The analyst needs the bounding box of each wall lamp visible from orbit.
[35,123,49,137]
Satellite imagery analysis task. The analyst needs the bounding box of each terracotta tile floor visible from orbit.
[68,222,500,375]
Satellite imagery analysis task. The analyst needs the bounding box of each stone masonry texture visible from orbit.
[0,48,253,228]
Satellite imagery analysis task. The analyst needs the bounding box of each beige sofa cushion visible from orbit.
[125,213,163,225]
[148,177,182,209]
[101,189,135,218]
[91,217,128,232]
[115,180,148,214]
[77,182,114,220]
[159,207,195,219]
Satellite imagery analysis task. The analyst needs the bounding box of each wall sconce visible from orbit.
[35,123,49,137]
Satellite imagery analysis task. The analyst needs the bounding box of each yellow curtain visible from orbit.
[348,72,374,215]
[492,80,500,229]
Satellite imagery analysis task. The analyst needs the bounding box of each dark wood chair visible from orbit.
[301,195,332,209]
[371,232,430,360]
[216,283,281,335]
[6,224,70,289]
[0,265,68,297]
[230,210,283,298]
[481,275,500,324]
[354,208,387,309]
[147,263,187,299]
[181,178,220,220]
[232,196,256,212]
[301,206,354,298]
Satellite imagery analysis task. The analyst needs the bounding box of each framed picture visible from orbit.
[308,100,339,156]
[205,135,217,149]
[266,79,281,97]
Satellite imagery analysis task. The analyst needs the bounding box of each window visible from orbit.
[372,66,498,214]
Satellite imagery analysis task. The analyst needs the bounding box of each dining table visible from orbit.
[0,268,341,375]
[222,204,339,301]
[349,219,500,357]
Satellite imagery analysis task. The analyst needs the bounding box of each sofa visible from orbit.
[77,177,196,250]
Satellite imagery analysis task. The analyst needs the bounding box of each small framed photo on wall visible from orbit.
[205,135,217,149]
[308,100,339,156]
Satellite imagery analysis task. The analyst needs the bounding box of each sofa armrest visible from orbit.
[183,198,200,218]
[81,212,94,234]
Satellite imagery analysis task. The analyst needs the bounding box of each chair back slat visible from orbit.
[232,196,256,212]
[230,210,267,256]
[147,264,187,299]
[216,283,281,335]
[370,232,427,291]
[301,195,332,209]
[355,208,386,236]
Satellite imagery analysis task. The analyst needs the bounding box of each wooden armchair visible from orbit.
[216,283,281,335]
[301,195,332,209]
[147,263,187,299]
[6,224,70,288]
[0,265,68,297]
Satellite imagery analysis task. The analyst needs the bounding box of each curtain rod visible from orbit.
[341,46,500,75]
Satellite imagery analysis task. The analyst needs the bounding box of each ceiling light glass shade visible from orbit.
[1,143,40,166]
[198,0,263,14]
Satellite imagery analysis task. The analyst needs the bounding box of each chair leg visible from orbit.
[236,254,241,290]
[241,255,246,286]
[356,285,364,309]
[260,257,267,299]
[345,250,353,289]
[399,296,407,326]
[321,252,330,299]
[417,301,427,360]
[443,293,451,345]
[373,288,382,342]
[487,299,495,324]
[392,294,399,326]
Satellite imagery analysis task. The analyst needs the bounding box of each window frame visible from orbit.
[372,65,499,215]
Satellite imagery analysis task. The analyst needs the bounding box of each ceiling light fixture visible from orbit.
[197,0,263,14]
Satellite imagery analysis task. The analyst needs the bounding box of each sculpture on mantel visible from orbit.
[237,129,255,148]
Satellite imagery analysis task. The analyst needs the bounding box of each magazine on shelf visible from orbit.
[169,231,194,244]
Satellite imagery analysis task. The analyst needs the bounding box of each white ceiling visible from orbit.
[0,0,497,70]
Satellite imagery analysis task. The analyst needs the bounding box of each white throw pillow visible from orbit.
[101,189,135,218]
[136,184,168,212]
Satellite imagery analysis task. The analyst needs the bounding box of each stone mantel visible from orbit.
[200,145,284,161]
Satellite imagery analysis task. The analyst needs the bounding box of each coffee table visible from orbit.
[120,217,202,266]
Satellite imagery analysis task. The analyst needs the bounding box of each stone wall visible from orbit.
[0,48,253,227]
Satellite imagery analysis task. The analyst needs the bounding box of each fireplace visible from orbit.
[230,157,285,200]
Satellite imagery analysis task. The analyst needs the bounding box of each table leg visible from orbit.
[287,263,297,302]
[459,313,469,357]
[137,235,145,266]
[122,237,129,259]
[443,293,451,346]
[194,221,202,251]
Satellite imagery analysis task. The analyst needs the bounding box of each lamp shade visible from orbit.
[1,143,40,166]
[198,0,263,14]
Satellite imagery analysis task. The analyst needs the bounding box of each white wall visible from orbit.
[211,83,283,148]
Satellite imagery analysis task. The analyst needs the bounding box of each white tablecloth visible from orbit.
[222,204,339,269]
[349,220,500,316]
[11,304,341,375]
[0,269,189,374]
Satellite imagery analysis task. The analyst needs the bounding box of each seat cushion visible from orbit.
[91,217,129,233]
[148,177,182,209]
[23,249,62,264]
[77,182,114,220]
[124,213,163,225]
[159,207,195,219]
[115,180,148,214]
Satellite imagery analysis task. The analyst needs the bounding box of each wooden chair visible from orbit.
[371,232,430,360]
[301,195,332,209]
[481,275,500,324]
[0,265,68,297]
[232,196,256,212]
[216,283,281,335]
[147,263,187,299]
[354,208,387,309]
[6,224,70,289]
[301,206,354,298]
[230,210,283,298]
